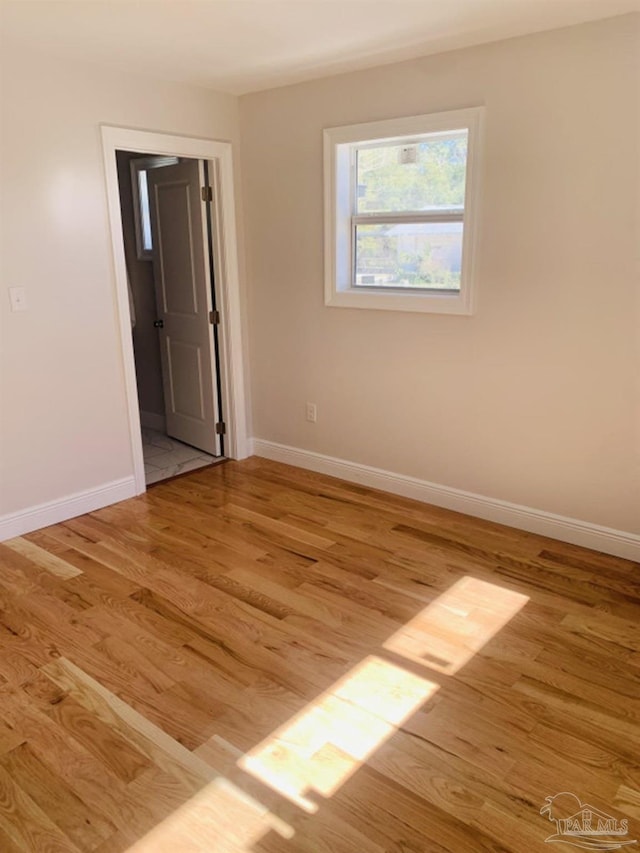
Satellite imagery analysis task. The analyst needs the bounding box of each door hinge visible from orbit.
[209,309,220,325]
[201,185,213,202]
[215,422,226,435]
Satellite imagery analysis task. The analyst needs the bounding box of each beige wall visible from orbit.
[1,15,638,537]
[115,150,165,419]
[0,43,241,516]
[240,14,640,533]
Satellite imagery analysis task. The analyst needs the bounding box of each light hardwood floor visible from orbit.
[0,457,638,852]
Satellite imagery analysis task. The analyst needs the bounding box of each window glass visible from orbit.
[355,131,468,215]
[355,222,463,290]
[129,156,179,259]
[137,169,152,252]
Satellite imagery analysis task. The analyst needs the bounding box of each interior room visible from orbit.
[0,1,638,850]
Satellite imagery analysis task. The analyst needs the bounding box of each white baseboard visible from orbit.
[140,410,166,432]
[252,439,640,563]
[0,477,137,541]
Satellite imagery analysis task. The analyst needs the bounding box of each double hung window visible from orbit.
[324,108,483,314]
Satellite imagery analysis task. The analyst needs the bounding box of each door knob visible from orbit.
[153,319,164,328]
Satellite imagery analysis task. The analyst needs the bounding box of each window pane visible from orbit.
[356,131,467,214]
[354,221,462,290]
[137,169,153,252]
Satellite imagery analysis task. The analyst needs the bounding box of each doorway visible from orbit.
[115,151,223,485]
[102,126,249,495]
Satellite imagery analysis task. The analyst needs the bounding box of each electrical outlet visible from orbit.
[306,402,317,423]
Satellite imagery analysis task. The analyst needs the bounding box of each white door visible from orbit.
[148,160,221,456]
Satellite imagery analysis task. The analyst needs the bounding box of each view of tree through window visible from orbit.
[354,131,468,289]
[355,222,464,289]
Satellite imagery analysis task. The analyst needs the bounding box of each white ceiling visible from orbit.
[1,0,638,95]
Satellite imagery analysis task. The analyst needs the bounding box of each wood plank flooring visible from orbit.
[0,456,638,852]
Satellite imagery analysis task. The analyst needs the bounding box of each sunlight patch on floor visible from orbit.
[383,576,529,674]
[238,655,439,811]
[126,775,293,853]
[125,575,529,850]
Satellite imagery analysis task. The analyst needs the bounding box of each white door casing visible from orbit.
[148,160,220,456]
[101,126,249,495]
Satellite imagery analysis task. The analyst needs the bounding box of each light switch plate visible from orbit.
[9,287,28,312]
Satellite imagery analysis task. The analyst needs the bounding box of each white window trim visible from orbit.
[323,107,484,315]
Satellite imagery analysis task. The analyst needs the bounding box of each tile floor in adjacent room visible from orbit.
[142,427,218,485]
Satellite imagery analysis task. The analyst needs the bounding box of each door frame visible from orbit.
[101,125,249,494]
